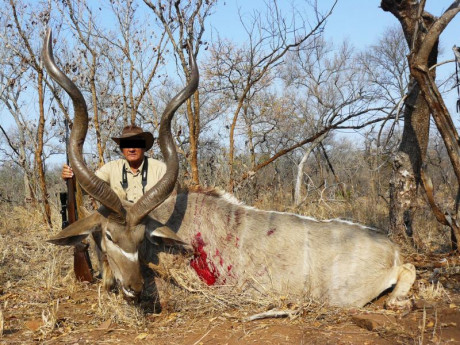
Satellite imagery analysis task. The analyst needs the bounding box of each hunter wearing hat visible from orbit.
[62,125,166,203]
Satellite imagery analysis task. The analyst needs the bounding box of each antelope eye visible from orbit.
[105,232,113,242]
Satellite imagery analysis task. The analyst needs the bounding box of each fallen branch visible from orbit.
[411,255,460,269]
[244,309,299,322]
[420,169,460,251]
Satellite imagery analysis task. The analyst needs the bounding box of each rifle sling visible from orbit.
[121,157,148,195]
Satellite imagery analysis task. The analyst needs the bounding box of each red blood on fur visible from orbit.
[189,233,219,285]
[214,249,224,266]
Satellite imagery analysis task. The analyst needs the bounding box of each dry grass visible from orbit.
[1,199,458,344]
[0,203,278,331]
[0,200,343,336]
[96,286,147,327]
[0,203,154,338]
[417,280,451,302]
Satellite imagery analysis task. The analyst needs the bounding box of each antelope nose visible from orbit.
[122,285,141,302]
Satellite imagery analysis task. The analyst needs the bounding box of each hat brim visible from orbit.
[112,132,154,150]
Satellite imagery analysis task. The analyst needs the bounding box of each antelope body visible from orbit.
[43,30,415,308]
[148,189,415,307]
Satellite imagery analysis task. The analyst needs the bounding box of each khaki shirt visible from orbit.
[95,157,166,202]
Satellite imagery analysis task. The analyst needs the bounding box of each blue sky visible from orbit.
[209,0,459,57]
[207,0,460,117]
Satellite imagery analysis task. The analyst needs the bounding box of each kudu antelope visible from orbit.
[44,29,416,308]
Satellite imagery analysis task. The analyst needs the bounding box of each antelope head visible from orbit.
[43,29,198,300]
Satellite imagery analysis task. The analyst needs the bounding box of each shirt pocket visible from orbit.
[112,185,127,201]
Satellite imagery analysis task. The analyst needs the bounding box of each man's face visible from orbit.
[120,139,146,166]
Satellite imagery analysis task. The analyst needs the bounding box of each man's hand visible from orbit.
[61,164,74,180]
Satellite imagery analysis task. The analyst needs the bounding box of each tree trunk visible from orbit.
[381,0,437,246]
[228,96,247,192]
[17,127,34,204]
[36,70,52,226]
[410,58,460,248]
[389,152,417,243]
[90,56,105,168]
[187,90,200,186]
[389,78,432,243]
[294,133,327,206]
[242,104,256,170]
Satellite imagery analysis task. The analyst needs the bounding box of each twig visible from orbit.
[428,58,455,70]
[420,307,426,345]
[0,306,3,337]
[244,309,298,322]
[191,326,215,345]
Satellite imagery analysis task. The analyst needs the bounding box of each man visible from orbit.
[62,125,166,202]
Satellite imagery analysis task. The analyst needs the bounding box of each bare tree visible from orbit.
[1,0,54,224]
[0,43,36,202]
[143,0,217,186]
[59,0,108,167]
[106,0,168,127]
[206,0,337,191]
[56,0,167,166]
[233,34,390,193]
[381,0,460,250]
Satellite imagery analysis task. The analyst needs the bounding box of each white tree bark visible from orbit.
[294,133,328,206]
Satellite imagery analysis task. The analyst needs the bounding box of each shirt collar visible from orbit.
[123,157,146,175]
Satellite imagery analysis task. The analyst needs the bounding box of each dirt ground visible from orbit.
[2,273,460,345]
[1,207,460,344]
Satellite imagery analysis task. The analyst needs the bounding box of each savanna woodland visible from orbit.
[1,0,460,344]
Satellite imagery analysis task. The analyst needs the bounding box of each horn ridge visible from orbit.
[129,48,199,226]
[42,28,126,220]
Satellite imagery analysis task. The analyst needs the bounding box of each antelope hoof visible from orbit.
[384,298,413,310]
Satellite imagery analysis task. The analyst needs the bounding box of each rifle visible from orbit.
[61,118,93,283]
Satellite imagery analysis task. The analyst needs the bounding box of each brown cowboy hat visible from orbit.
[111,125,154,150]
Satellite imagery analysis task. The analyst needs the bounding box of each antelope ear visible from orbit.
[48,212,103,246]
[145,225,188,246]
